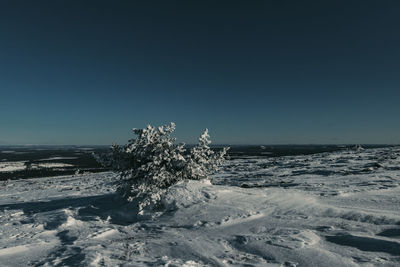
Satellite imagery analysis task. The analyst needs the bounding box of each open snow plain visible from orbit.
[0,147,399,266]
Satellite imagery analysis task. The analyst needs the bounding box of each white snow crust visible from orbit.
[0,147,399,266]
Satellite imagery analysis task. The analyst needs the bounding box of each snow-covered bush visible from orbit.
[95,122,229,212]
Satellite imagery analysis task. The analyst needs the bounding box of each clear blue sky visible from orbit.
[1,1,399,145]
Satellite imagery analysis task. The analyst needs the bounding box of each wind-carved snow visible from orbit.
[0,147,399,266]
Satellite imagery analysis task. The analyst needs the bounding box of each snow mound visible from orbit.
[161,179,215,211]
[120,179,216,220]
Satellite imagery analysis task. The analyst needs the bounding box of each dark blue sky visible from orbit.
[1,1,399,145]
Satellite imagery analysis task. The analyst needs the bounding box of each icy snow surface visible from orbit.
[0,147,399,266]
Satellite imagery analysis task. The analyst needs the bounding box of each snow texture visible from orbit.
[0,147,399,266]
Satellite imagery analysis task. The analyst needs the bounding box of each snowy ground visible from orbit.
[0,147,399,266]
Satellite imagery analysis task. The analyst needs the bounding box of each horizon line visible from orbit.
[0,143,398,147]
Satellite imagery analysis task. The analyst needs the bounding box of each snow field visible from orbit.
[0,147,399,266]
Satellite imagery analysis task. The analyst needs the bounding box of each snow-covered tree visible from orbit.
[183,129,228,180]
[95,123,229,212]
